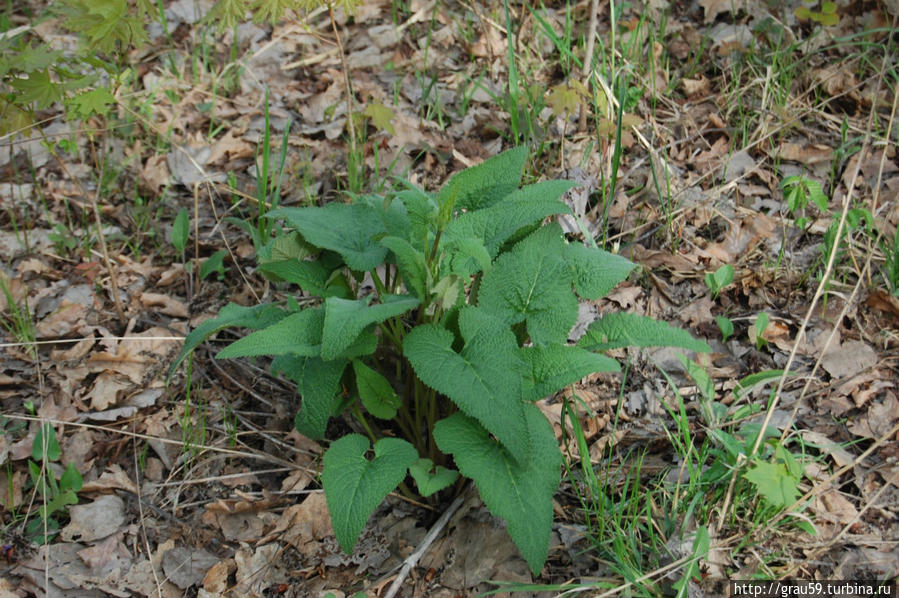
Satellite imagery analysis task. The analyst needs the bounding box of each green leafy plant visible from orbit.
[781,175,828,230]
[743,441,804,508]
[26,423,83,544]
[704,264,733,300]
[171,147,710,574]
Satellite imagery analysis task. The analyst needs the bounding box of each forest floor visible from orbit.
[1,0,898,596]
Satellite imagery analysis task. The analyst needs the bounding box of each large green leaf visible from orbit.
[403,307,530,458]
[359,193,411,239]
[562,243,637,300]
[272,355,348,439]
[479,223,579,345]
[576,312,711,353]
[322,435,418,553]
[217,309,324,359]
[437,146,528,211]
[353,360,402,419]
[392,187,437,243]
[257,259,331,296]
[520,344,620,400]
[434,407,561,575]
[268,203,388,271]
[169,303,286,377]
[321,295,420,360]
[217,308,377,360]
[443,180,575,257]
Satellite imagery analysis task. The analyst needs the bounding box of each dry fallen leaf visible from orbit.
[821,340,878,379]
[813,488,860,525]
[703,212,776,263]
[698,0,747,23]
[61,494,125,542]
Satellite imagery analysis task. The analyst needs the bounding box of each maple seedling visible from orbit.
[172,147,711,574]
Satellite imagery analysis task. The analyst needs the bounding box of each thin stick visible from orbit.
[578,0,599,132]
[382,495,465,598]
[329,3,357,164]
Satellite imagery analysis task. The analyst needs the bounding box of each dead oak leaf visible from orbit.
[139,291,189,318]
[61,494,125,542]
[821,340,878,379]
[703,212,776,263]
[778,142,833,165]
[699,0,747,23]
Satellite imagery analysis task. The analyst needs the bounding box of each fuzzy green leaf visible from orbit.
[258,259,331,296]
[562,243,636,300]
[437,146,528,212]
[218,307,378,361]
[403,307,530,458]
[443,237,492,277]
[359,193,412,239]
[443,180,575,257]
[217,309,324,359]
[170,303,287,377]
[380,236,428,301]
[434,407,561,575]
[392,187,437,243]
[479,223,578,345]
[268,203,388,271]
[273,355,348,439]
[322,435,419,553]
[321,295,419,360]
[520,344,619,400]
[353,360,401,419]
[577,312,711,353]
[409,458,458,497]
[266,230,318,262]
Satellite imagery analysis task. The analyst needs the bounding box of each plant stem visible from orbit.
[351,404,378,444]
[329,3,358,173]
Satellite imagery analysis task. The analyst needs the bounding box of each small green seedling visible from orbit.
[705,264,734,300]
[749,312,770,350]
[27,423,83,544]
[200,249,227,281]
[716,315,734,343]
[171,207,190,257]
